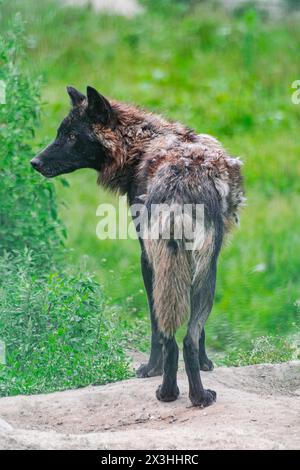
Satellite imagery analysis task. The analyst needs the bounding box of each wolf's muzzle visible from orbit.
[30,157,43,172]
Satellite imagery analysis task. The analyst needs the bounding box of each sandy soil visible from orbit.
[0,353,299,450]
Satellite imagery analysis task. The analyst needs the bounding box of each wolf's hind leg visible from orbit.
[183,264,217,407]
[136,251,163,378]
[199,329,214,371]
[156,335,180,402]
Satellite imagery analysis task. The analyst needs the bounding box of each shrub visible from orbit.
[0,14,63,262]
[221,335,299,367]
[0,15,131,396]
[0,251,131,396]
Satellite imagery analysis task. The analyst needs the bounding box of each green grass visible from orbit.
[0,252,132,396]
[220,334,299,367]
[1,0,300,366]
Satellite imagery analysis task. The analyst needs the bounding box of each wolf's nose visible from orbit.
[31,158,41,170]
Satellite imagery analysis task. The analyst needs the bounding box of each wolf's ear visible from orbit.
[67,86,86,107]
[86,86,114,126]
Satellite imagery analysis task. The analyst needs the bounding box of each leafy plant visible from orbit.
[0,251,131,396]
[0,14,64,263]
[0,16,131,397]
[221,335,299,367]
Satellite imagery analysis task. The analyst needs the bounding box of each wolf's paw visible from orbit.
[136,362,163,378]
[200,358,214,372]
[156,384,180,402]
[190,389,217,407]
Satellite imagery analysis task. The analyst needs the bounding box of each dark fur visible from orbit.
[32,86,244,407]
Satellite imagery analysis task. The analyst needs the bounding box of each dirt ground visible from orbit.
[0,353,299,450]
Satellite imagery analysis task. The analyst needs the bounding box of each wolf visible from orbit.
[31,86,244,407]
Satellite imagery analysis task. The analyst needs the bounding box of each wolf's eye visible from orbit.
[69,133,76,141]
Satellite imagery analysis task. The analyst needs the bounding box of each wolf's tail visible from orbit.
[144,221,217,337]
[144,237,191,337]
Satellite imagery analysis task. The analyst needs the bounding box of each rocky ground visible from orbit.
[0,354,299,450]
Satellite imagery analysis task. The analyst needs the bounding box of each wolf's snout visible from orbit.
[31,157,43,171]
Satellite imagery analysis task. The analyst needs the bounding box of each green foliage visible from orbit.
[0,15,63,262]
[221,334,299,366]
[0,251,131,396]
[0,17,131,396]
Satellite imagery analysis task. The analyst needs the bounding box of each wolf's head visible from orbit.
[31,86,117,178]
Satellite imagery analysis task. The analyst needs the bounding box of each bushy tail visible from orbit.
[144,223,217,337]
[144,238,191,337]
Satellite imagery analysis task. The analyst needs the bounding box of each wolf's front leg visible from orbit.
[136,251,163,378]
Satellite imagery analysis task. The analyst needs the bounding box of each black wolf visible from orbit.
[31,86,244,407]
